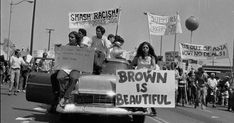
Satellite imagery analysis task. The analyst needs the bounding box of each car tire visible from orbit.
[132,115,145,123]
[59,113,71,122]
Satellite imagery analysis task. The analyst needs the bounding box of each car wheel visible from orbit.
[59,113,71,122]
[132,115,145,123]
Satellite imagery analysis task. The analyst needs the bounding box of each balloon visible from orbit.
[185,16,199,31]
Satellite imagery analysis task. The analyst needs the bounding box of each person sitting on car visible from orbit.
[109,35,126,59]
[57,30,92,107]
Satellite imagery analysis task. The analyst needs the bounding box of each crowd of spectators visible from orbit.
[173,65,233,111]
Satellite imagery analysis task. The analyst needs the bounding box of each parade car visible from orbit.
[26,58,156,123]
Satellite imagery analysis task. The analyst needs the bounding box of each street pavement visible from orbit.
[1,84,234,123]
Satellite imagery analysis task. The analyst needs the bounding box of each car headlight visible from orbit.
[106,91,116,97]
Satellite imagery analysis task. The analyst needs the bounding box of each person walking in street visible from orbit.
[19,55,31,93]
[176,68,187,106]
[0,56,6,86]
[130,41,158,71]
[187,70,197,106]
[207,73,218,107]
[8,49,28,95]
[195,67,208,109]
[130,41,158,115]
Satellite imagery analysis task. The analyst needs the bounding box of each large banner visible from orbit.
[179,43,229,60]
[116,70,175,107]
[69,8,120,28]
[147,13,182,35]
[54,46,95,73]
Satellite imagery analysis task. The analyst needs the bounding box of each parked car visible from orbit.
[26,58,156,123]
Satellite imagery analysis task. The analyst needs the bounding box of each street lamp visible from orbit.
[7,0,33,60]
[30,0,37,55]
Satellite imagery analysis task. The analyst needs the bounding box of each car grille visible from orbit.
[74,94,115,104]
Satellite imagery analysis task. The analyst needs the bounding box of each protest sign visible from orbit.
[69,8,120,28]
[116,70,175,107]
[54,46,95,73]
[147,13,182,36]
[165,51,180,62]
[179,43,229,60]
[33,50,44,57]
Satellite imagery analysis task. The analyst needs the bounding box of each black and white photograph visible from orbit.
[1,0,234,123]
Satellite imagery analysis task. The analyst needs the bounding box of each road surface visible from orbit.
[1,84,233,123]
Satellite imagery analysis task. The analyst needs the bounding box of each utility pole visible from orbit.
[46,28,55,51]
[233,39,234,76]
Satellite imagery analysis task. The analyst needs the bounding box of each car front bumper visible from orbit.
[56,104,155,116]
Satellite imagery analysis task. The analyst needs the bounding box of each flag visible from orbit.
[147,12,182,35]
[176,13,182,34]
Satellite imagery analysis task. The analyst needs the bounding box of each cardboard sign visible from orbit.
[33,50,44,57]
[69,8,120,28]
[116,70,175,107]
[54,46,95,73]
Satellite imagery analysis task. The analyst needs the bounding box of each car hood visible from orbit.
[77,74,117,95]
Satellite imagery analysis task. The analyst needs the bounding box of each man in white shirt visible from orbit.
[91,26,112,74]
[91,25,112,56]
[38,52,52,73]
[9,49,28,95]
[207,73,218,107]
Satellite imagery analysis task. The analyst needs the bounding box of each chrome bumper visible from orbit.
[56,104,154,116]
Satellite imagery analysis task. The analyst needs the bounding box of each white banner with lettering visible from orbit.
[69,8,120,28]
[179,43,229,60]
[147,13,182,35]
[54,46,95,73]
[116,70,175,107]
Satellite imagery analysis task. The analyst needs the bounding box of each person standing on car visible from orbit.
[91,25,112,74]
[8,49,28,95]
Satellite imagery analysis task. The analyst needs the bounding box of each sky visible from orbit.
[1,0,234,66]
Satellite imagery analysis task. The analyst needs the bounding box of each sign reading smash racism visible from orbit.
[116,70,175,107]
[69,8,120,28]
[54,46,95,73]
[179,43,229,60]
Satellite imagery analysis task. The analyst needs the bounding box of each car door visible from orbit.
[26,71,55,105]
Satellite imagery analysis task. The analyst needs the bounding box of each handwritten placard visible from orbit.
[54,46,95,73]
[116,70,175,107]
